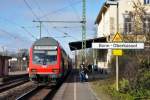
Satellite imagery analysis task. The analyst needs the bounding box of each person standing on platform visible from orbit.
[79,63,86,82]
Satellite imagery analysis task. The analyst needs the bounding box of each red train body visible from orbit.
[28,37,71,84]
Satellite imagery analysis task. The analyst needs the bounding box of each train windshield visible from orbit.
[33,50,57,65]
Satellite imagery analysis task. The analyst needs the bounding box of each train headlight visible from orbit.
[27,68,29,72]
[52,69,59,73]
[31,69,37,72]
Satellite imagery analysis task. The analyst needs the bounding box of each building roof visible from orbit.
[69,37,106,51]
[0,54,12,59]
[33,37,58,46]
[95,2,109,24]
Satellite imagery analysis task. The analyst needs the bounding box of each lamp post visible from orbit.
[106,0,119,91]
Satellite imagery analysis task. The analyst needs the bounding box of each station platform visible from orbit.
[53,69,102,100]
[8,71,27,76]
[0,71,28,85]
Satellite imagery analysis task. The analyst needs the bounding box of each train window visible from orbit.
[46,51,57,65]
[33,50,57,65]
[47,51,57,55]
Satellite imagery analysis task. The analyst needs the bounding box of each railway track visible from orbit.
[16,85,53,100]
[0,78,29,93]
[16,72,70,100]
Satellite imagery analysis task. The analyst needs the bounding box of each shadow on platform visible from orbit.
[65,68,108,83]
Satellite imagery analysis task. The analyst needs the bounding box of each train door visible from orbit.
[61,51,65,77]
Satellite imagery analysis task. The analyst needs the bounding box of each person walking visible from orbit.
[83,66,89,81]
[79,64,85,82]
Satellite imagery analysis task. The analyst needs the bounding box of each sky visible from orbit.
[0,0,105,55]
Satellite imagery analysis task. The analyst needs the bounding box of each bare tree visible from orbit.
[132,0,147,35]
[129,0,150,62]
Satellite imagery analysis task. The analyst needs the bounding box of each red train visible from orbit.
[28,37,72,84]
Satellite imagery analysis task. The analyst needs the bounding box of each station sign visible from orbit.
[92,43,144,49]
[112,32,123,42]
[112,32,123,56]
[112,49,123,56]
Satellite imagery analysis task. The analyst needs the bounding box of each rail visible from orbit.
[0,78,29,93]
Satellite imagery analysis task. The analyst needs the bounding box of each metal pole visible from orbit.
[116,2,119,91]
[116,56,119,91]
[92,40,95,66]
[33,20,83,23]
[82,0,86,63]
[106,0,119,91]
[93,48,95,64]
[117,3,119,32]
[40,21,42,39]
[148,53,149,67]
[2,46,5,56]
[75,50,77,69]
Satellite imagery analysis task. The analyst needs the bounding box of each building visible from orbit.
[95,0,150,72]
[0,55,11,76]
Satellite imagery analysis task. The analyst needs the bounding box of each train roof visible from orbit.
[33,37,58,46]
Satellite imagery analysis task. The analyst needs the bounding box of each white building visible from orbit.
[95,0,150,72]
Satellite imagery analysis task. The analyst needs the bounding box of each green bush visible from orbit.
[119,78,130,93]
[106,83,134,100]
[129,59,150,99]
[92,57,150,100]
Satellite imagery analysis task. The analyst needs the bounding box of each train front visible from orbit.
[29,37,61,84]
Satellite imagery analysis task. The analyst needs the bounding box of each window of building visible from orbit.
[124,16,132,34]
[143,16,150,33]
[110,17,115,34]
[144,0,150,4]
[124,13,150,34]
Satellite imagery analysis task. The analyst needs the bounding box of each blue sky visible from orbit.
[0,0,105,54]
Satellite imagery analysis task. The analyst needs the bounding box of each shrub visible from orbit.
[119,78,130,93]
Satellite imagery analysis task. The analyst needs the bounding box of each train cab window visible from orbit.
[46,51,57,64]
[33,50,57,65]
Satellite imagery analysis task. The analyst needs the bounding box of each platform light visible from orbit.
[23,57,26,61]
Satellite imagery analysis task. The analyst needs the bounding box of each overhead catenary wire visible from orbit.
[0,16,21,27]
[33,0,81,37]
[23,0,51,37]
[0,28,17,39]
[0,17,37,41]
[21,27,37,40]
[23,0,39,20]
[38,0,82,19]
[53,27,79,40]
[32,19,83,39]
[52,26,80,29]
[0,28,31,44]
[52,25,96,32]
[31,0,84,40]
[68,0,81,20]
[33,0,52,36]
[33,20,83,23]
[0,18,33,51]
[34,0,45,17]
